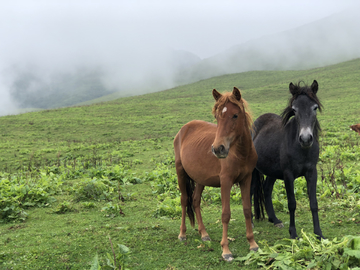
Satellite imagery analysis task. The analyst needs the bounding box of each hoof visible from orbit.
[222,254,234,262]
[250,246,259,252]
[274,222,284,228]
[178,236,186,241]
[201,235,211,241]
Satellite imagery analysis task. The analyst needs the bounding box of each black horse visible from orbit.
[252,80,324,239]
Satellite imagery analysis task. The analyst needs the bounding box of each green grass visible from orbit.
[0,181,359,269]
[1,58,360,269]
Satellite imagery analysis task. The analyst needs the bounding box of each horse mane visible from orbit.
[280,81,323,140]
[212,91,253,130]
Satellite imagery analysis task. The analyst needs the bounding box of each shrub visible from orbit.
[101,202,125,218]
[73,178,115,201]
[153,197,182,218]
[0,171,62,222]
[53,201,73,214]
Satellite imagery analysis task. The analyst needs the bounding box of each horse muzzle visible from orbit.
[211,144,229,159]
[299,131,313,148]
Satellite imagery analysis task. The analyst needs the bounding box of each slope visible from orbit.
[0,58,359,171]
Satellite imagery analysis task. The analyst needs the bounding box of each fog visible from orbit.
[0,0,359,115]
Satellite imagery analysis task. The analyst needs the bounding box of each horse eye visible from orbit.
[314,105,318,111]
[233,114,238,119]
[292,108,296,113]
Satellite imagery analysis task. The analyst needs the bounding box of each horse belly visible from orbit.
[181,145,221,187]
[187,168,221,187]
[257,162,283,180]
[178,124,221,187]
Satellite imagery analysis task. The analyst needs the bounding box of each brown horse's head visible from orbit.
[211,87,252,158]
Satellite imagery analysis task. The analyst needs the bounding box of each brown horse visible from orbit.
[350,123,360,135]
[173,87,259,261]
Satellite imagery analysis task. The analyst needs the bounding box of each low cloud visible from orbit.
[0,1,359,115]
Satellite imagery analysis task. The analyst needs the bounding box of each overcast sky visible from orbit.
[1,0,358,59]
[0,0,359,115]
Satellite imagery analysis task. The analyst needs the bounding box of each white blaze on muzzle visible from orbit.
[300,127,312,136]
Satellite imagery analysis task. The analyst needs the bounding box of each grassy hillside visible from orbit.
[0,58,360,269]
[1,58,360,172]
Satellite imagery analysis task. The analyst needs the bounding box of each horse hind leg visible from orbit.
[193,184,210,241]
[176,162,195,241]
[264,176,284,228]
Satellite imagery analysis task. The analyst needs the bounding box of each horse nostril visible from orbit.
[211,144,228,158]
[299,134,313,145]
[219,145,225,153]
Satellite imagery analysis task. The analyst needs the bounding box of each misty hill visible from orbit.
[170,50,201,70]
[9,68,116,109]
[8,50,201,110]
[176,9,360,84]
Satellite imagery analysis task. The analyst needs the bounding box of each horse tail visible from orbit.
[252,169,265,220]
[184,171,196,227]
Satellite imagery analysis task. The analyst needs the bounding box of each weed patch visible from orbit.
[237,230,360,269]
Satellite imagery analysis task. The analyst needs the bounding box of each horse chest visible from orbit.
[281,147,318,178]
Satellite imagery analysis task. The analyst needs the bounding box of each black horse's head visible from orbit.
[281,80,322,148]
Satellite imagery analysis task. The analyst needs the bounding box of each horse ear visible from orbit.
[232,87,242,101]
[289,82,296,95]
[311,80,318,94]
[213,89,222,101]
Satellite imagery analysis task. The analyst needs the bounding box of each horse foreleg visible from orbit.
[220,180,233,262]
[264,176,283,228]
[193,184,210,241]
[240,175,259,252]
[283,172,298,239]
[306,169,324,239]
